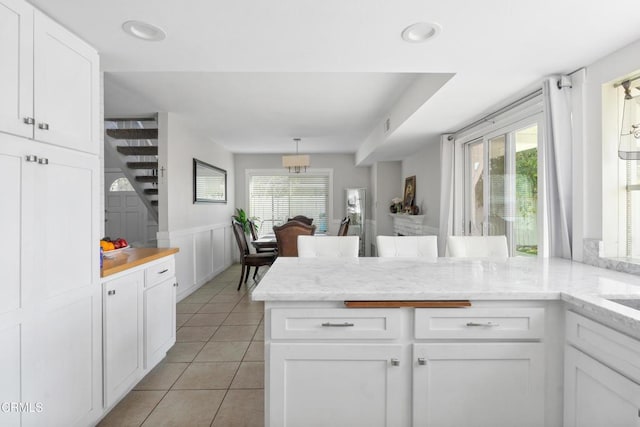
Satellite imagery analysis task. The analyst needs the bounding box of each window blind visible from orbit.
[249,174,329,235]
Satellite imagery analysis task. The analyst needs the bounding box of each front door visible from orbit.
[104,171,149,244]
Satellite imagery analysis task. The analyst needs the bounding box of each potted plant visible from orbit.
[233,208,251,234]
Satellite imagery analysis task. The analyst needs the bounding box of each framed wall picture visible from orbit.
[404,175,416,208]
[193,158,227,203]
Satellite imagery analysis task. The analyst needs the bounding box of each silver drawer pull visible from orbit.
[107,290,116,296]
[321,322,354,327]
[390,358,400,367]
[38,158,48,165]
[23,117,34,125]
[417,357,427,366]
[38,122,49,130]
[466,321,499,327]
[25,155,38,162]
[158,269,169,274]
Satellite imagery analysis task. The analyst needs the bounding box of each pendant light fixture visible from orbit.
[619,80,640,160]
[282,138,310,173]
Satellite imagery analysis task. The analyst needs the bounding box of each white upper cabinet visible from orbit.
[0,0,33,139]
[0,2,99,154]
[33,10,99,153]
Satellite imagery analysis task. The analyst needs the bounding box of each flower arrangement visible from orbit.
[390,197,403,213]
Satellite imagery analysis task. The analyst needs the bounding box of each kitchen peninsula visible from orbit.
[252,257,640,427]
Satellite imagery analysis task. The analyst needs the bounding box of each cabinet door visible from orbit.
[0,0,33,139]
[22,289,102,427]
[33,10,99,154]
[413,343,544,427]
[144,277,176,370]
[269,343,405,427]
[32,145,99,299]
[104,271,143,408]
[564,346,640,427]
[0,136,26,314]
[0,324,21,427]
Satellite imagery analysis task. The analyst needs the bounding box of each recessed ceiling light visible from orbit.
[122,20,166,41]
[401,22,442,43]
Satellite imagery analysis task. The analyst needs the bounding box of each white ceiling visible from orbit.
[30,0,640,161]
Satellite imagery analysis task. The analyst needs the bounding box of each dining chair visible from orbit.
[446,235,509,258]
[337,217,350,236]
[232,220,277,290]
[376,235,438,258]
[287,215,314,226]
[273,221,316,256]
[298,235,359,258]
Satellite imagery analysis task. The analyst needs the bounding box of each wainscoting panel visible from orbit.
[157,223,233,302]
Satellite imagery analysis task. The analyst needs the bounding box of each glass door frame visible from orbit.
[458,114,543,256]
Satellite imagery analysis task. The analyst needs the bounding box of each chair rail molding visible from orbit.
[157,222,233,301]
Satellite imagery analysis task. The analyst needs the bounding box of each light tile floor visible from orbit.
[99,264,265,427]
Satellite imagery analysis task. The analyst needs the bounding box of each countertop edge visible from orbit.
[101,247,179,278]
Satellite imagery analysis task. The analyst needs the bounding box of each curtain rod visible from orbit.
[447,88,543,141]
[613,73,640,88]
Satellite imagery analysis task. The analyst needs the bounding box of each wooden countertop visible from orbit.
[101,247,179,278]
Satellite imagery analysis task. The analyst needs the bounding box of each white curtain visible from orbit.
[542,77,573,258]
[438,134,455,256]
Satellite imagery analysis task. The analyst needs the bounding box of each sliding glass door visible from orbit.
[463,121,539,256]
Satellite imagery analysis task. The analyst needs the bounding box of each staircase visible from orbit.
[105,119,160,222]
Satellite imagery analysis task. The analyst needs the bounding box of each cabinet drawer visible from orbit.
[566,311,640,383]
[270,308,401,340]
[414,308,545,339]
[145,258,175,288]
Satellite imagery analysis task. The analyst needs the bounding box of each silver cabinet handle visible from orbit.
[23,117,34,125]
[390,358,400,367]
[38,122,49,130]
[158,269,169,274]
[466,322,499,327]
[321,322,354,327]
[107,290,116,296]
[173,283,178,287]
[417,358,427,366]
[25,155,38,162]
[38,158,48,165]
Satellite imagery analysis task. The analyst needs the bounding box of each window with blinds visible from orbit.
[249,173,330,236]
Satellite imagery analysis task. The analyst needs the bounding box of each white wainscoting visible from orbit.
[157,223,234,302]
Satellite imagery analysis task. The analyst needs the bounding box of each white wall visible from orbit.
[577,37,640,259]
[372,161,402,237]
[234,153,370,233]
[401,138,441,230]
[157,112,235,300]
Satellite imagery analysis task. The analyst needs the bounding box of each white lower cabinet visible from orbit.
[565,346,640,427]
[102,255,177,411]
[144,277,177,369]
[103,270,143,408]
[269,343,405,427]
[564,311,640,427]
[413,343,544,427]
[266,304,547,427]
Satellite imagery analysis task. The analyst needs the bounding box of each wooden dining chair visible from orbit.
[273,221,316,256]
[232,220,277,290]
[337,217,350,236]
[287,215,314,226]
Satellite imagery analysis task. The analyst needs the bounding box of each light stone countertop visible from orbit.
[251,257,640,332]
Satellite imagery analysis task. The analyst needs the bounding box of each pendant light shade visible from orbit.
[282,138,310,173]
[619,80,640,160]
